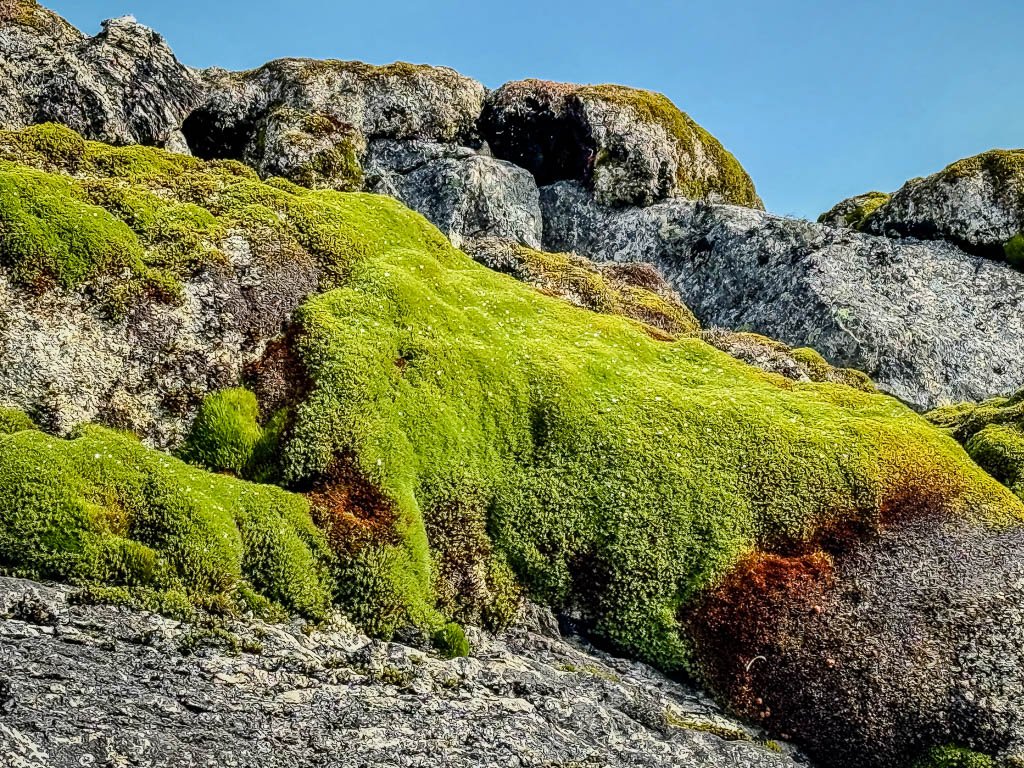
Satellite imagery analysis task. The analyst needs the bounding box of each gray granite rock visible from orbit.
[368,144,542,248]
[0,9,202,146]
[0,576,804,768]
[0,233,318,448]
[542,181,1024,410]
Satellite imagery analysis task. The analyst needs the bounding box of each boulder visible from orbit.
[480,79,762,209]
[367,145,542,248]
[181,59,485,169]
[0,5,202,146]
[860,150,1024,261]
[247,107,365,191]
[542,181,1024,410]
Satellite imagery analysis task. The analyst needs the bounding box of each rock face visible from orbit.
[862,150,1024,259]
[542,181,1024,410]
[0,6,202,145]
[480,79,763,209]
[0,239,318,448]
[0,577,804,768]
[368,143,542,248]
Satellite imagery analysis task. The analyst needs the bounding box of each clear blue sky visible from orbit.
[48,0,1024,219]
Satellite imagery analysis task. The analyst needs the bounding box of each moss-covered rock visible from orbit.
[4,127,1024,768]
[928,388,1024,498]
[817,191,891,231]
[862,149,1024,261]
[912,746,998,768]
[464,237,699,337]
[480,79,762,209]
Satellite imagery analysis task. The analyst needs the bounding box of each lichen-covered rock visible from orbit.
[542,181,1024,410]
[818,191,891,230]
[247,107,365,191]
[182,59,485,166]
[699,329,876,391]
[0,577,805,768]
[861,150,1024,261]
[0,7,202,146]
[369,149,542,248]
[480,79,762,209]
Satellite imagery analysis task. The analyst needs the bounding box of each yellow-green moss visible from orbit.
[178,389,264,476]
[577,84,762,208]
[0,423,335,617]
[818,191,891,231]
[1004,233,1024,268]
[275,192,1019,670]
[432,622,470,658]
[4,128,1020,674]
[912,746,997,768]
[0,407,35,435]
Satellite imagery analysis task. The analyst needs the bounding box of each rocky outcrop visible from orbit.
[0,577,803,768]
[542,181,1024,410]
[368,143,542,248]
[844,150,1024,261]
[0,237,317,448]
[480,79,762,209]
[0,5,202,146]
[182,59,485,164]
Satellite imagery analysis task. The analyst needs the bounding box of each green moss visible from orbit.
[276,193,1018,670]
[790,347,875,392]
[912,746,997,768]
[432,622,470,658]
[0,166,147,291]
[577,84,761,208]
[927,390,1024,499]
[0,407,35,435]
[1004,233,1024,268]
[3,127,1019,674]
[0,423,334,618]
[178,389,264,476]
[663,709,751,742]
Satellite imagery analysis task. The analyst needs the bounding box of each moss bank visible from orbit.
[0,420,334,617]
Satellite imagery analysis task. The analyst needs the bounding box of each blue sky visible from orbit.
[49,0,1024,219]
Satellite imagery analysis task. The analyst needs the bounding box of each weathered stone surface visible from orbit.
[542,181,1024,410]
[863,150,1024,258]
[0,7,202,146]
[0,576,803,768]
[368,145,542,248]
[0,235,318,448]
[247,107,365,190]
[481,79,762,209]
[689,515,1024,768]
[182,59,485,165]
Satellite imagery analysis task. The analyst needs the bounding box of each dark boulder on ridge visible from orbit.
[480,79,763,209]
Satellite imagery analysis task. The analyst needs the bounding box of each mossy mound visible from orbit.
[0,420,334,618]
[264,180,1015,669]
[2,125,1020,679]
[928,389,1024,498]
